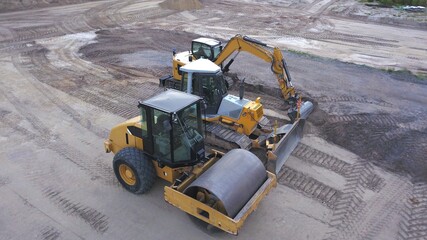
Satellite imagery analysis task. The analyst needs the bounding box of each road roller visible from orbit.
[104,89,305,234]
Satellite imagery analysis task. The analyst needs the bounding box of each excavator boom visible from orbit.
[214,35,296,101]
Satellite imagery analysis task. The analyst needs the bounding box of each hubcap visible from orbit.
[119,164,136,186]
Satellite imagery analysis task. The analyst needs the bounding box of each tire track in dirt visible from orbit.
[5,25,61,43]
[292,143,350,175]
[0,1,174,56]
[0,82,116,186]
[325,158,386,239]
[20,41,162,119]
[0,176,10,188]
[38,226,61,240]
[316,95,393,107]
[305,0,338,16]
[398,182,427,240]
[292,143,384,192]
[322,110,427,182]
[43,187,109,233]
[327,176,410,240]
[173,1,399,48]
[327,114,400,126]
[0,89,113,235]
[12,54,108,139]
[355,178,410,239]
[278,167,342,208]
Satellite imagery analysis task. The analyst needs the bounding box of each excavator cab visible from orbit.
[181,72,228,114]
[179,59,228,115]
[169,38,222,81]
[191,38,222,62]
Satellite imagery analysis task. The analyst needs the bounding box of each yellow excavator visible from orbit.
[159,35,313,166]
[104,89,306,234]
[162,34,312,121]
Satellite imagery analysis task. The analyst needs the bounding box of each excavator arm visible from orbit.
[214,35,296,101]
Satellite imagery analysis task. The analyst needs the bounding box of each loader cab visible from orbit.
[138,90,205,168]
[180,59,228,115]
[191,38,222,62]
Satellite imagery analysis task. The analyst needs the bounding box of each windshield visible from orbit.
[173,102,204,162]
[212,45,221,61]
[192,73,228,114]
[192,42,212,60]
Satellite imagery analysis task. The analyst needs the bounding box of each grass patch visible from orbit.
[286,49,321,59]
[382,67,427,81]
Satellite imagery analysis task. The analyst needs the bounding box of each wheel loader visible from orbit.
[104,89,306,234]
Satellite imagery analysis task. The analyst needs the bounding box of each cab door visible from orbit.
[139,106,154,155]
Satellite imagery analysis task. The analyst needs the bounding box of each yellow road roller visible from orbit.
[104,89,305,234]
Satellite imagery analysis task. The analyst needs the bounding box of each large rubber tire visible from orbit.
[113,147,156,194]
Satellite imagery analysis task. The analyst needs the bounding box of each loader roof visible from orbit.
[139,89,202,113]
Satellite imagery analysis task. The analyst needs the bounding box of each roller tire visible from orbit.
[113,147,156,194]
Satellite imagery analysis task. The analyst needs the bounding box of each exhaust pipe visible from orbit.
[239,78,245,100]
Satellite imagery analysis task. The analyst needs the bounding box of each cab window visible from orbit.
[140,107,148,137]
[152,109,171,163]
[182,73,188,92]
[192,42,212,60]
[212,45,222,61]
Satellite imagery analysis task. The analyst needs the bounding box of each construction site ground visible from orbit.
[0,0,426,239]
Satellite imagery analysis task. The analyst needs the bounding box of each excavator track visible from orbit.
[204,122,252,152]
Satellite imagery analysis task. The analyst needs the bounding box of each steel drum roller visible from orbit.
[184,149,267,218]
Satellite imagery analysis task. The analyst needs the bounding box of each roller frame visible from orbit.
[164,151,277,235]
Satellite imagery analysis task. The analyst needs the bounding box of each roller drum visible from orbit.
[184,149,267,218]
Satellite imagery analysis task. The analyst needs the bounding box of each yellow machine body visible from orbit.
[165,166,277,235]
[105,117,277,235]
[204,97,263,136]
[104,116,182,183]
[104,90,281,235]
[164,34,314,154]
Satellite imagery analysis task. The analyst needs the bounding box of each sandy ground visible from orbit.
[0,1,426,240]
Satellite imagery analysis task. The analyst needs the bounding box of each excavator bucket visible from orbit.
[267,119,306,175]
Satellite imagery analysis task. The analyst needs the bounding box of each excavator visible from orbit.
[104,89,306,234]
[162,34,313,121]
[159,35,313,166]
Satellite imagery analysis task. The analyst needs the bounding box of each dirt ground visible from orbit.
[0,0,426,240]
